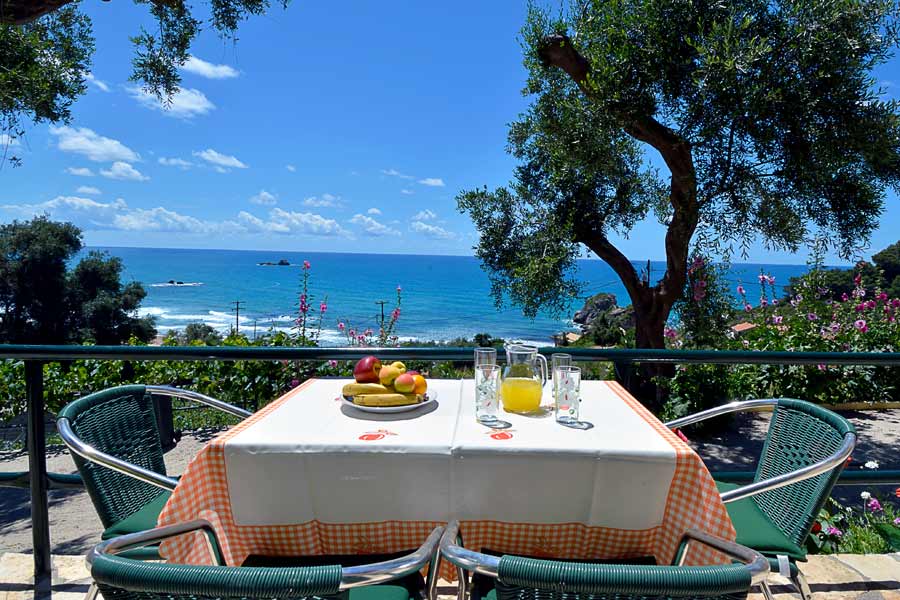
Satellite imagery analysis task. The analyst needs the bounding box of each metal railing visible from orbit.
[2,344,900,597]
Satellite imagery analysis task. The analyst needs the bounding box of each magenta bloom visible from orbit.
[878,292,888,301]
[854,319,868,332]
[320,302,327,312]
[894,517,900,526]
[893,299,900,308]
[773,315,783,324]
[737,285,745,295]
[327,360,338,368]
[303,260,311,270]
[664,327,678,339]
[854,273,862,285]
[744,303,752,312]
[290,378,300,389]
[826,526,843,537]
[807,313,818,321]
[392,308,401,320]
[758,274,766,284]
[817,364,826,371]
[338,322,345,330]
[842,293,849,302]
[868,498,883,512]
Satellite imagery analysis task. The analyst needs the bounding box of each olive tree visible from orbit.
[459,0,900,350]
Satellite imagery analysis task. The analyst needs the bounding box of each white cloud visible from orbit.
[66,167,94,177]
[49,126,140,163]
[100,161,149,181]
[303,193,340,208]
[382,168,414,180]
[250,190,277,205]
[76,186,101,195]
[413,209,436,221]
[158,157,193,169]
[411,220,455,239]
[418,177,445,187]
[129,86,216,119]
[193,148,248,170]
[401,189,414,195]
[181,56,239,79]
[367,207,382,215]
[350,213,400,237]
[286,164,296,172]
[0,134,20,147]
[112,207,240,234]
[1,196,128,225]
[240,208,349,236]
[84,72,110,92]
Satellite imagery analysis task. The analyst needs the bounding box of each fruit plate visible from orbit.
[342,390,438,414]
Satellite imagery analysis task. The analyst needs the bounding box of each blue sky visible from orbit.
[2,0,899,264]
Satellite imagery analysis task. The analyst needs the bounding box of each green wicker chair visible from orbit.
[57,384,251,559]
[665,398,856,600]
[87,520,445,600]
[438,521,770,600]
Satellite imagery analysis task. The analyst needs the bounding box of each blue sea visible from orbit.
[94,247,823,345]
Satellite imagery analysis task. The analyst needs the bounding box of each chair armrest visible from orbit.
[664,398,778,430]
[719,432,856,503]
[57,416,178,492]
[439,521,500,578]
[340,526,444,590]
[146,385,252,419]
[88,519,222,566]
[678,529,769,585]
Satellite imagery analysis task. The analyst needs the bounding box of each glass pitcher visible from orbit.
[500,344,548,413]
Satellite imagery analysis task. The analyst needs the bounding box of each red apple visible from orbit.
[354,356,382,383]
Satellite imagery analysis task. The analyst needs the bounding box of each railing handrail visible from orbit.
[4,344,900,365]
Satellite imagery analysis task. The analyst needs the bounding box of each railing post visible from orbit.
[25,360,52,598]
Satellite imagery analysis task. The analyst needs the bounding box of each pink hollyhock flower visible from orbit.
[392,308,401,320]
[878,292,888,301]
[817,364,826,371]
[744,303,752,312]
[320,302,327,312]
[893,299,900,308]
[868,498,883,512]
[761,298,768,307]
[327,360,338,368]
[338,322,345,330]
[758,274,766,284]
[854,319,868,332]
[348,329,356,337]
[773,315,783,324]
[396,285,402,292]
[807,313,818,321]
[664,327,678,339]
[736,285,745,295]
[303,260,311,270]
[841,293,849,302]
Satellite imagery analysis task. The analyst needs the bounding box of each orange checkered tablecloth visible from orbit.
[158,379,734,579]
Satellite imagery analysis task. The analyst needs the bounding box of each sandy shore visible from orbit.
[1,409,897,557]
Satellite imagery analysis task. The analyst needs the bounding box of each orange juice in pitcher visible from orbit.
[500,344,547,414]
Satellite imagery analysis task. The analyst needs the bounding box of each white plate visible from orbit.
[342,389,438,414]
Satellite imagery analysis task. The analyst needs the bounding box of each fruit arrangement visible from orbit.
[344,356,428,407]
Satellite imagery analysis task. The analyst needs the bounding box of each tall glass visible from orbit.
[475,364,501,424]
[550,353,572,394]
[474,347,497,367]
[554,365,581,425]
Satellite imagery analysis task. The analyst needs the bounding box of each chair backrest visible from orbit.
[58,385,168,527]
[90,552,345,600]
[753,398,856,546]
[490,555,753,600]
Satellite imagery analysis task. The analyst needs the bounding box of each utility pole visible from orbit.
[231,300,245,334]
[374,300,387,326]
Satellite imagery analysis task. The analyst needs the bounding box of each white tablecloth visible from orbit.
[224,378,677,530]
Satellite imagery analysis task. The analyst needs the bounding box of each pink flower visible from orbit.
[854,319,868,332]
[396,285,402,292]
[290,378,300,389]
[338,322,345,330]
[817,364,826,371]
[768,275,776,285]
[807,313,818,321]
[320,302,327,312]
[841,293,849,302]
[357,334,366,342]
[364,328,373,336]
[664,327,678,339]
[328,359,338,368]
[761,298,768,307]
[893,517,900,526]
[303,260,311,270]
[737,285,745,295]
[348,329,356,337]
[878,292,888,301]
[854,273,862,285]
[893,299,900,308]
[830,322,841,332]
[758,274,766,284]
[826,526,843,537]
[856,303,865,312]
[772,298,779,305]
[392,308,401,320]
[773,315,783,324]
[868,498,883,512]
[744,303,752,312]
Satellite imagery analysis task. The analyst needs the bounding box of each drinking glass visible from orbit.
[550,353,572,392]
[475,364,501,424]
[474,347,497,367]
[554,365,581,425]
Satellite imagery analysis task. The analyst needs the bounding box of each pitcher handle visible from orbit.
[536,353,548,387]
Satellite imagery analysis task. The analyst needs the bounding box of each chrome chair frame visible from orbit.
[438,520,771,600]
[58,386,252,492]
[87,519,445,599]
[664,399,856,504]
[664,398,856,600]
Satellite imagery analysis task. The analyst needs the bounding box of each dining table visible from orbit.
[157,377,735,579]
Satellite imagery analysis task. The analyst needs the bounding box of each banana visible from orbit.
[342,382,391,396]
[353,393,421,407]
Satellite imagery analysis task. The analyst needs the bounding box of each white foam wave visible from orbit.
[149,282,203,287]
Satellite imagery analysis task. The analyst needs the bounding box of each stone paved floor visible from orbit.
[1,552,897,600]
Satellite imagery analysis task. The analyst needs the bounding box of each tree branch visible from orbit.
[0,0,182,25]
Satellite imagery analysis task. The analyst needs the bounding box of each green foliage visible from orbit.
[0,217,155,344]
[460,0,900,348]
[0,5,92,165]
[810,495,900,554]
[1,0,289,162]
[181,323,224,346]
[674,256,735,349]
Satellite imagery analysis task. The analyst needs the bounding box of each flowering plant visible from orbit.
[810,489,900,554]
[340,285,403,347]
[294,260,327,346]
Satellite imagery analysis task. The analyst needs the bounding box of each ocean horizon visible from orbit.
[93,246,832,346]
